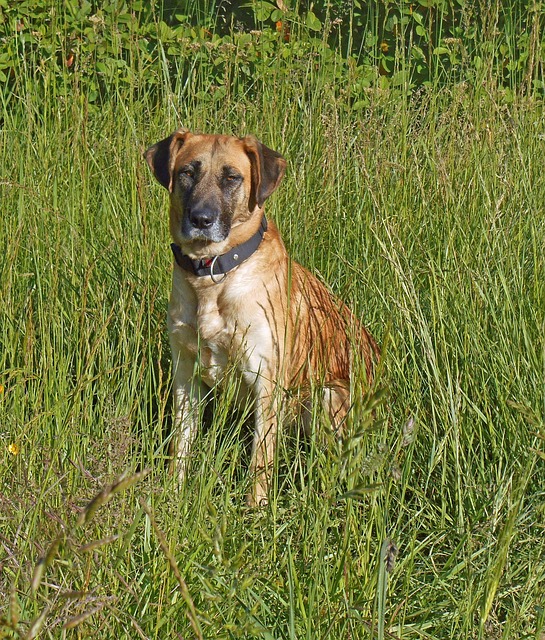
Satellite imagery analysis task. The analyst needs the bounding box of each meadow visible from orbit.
[1,2,545,638]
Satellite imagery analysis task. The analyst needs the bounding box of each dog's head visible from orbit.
[145,130,286,249]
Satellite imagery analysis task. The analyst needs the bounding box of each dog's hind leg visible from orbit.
[323,380,351,432]
[298,379,350,435]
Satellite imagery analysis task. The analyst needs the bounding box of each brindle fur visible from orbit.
[145,130,379,506]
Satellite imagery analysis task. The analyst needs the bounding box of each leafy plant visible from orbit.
[1,0,543,111]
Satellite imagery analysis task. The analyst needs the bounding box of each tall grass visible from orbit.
[1,10,545,639]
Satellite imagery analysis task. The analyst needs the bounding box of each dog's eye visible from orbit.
[224,174,241,184]
[179,167,194,179]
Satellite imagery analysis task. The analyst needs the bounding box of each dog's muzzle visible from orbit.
[182,206,229,242]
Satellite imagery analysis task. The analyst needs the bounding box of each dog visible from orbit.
[145,130,379,506]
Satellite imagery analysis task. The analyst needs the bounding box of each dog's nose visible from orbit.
[188,207,216,229]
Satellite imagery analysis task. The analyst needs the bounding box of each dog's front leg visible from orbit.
[247,380,280,507]
[171,356,207,486]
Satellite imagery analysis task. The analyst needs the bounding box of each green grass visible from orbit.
[1,25,545,640]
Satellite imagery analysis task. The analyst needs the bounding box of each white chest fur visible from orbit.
[168,267,275,392]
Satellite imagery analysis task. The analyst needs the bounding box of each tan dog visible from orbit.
[145,130,379,506]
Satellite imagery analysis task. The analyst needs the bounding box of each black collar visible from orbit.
[171,215,268,282]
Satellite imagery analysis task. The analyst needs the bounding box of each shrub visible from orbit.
[1,0,543,109]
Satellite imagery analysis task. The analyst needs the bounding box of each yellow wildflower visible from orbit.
[8,443,20,456]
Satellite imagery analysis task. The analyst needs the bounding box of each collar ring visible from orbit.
[209,255,227,284]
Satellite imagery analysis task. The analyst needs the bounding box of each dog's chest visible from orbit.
[194,298,235,386]
[169,273,270,389]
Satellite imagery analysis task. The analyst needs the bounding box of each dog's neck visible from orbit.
[171,215,268,283]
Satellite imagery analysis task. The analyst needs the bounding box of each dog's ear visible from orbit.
[144,129,190,192]
[242,136,286,210]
